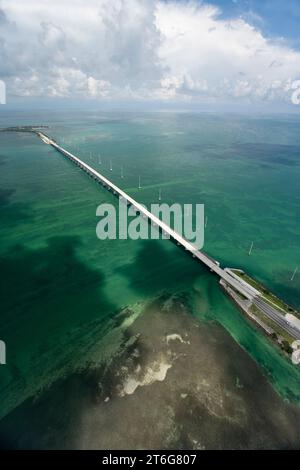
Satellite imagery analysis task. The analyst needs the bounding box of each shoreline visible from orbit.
[1,292,300,449]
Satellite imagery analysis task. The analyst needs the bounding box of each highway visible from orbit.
[253,297,300,340]
[37,132,300,342]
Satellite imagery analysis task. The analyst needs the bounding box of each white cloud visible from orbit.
[0,0,300,106]
[155,1,300,104]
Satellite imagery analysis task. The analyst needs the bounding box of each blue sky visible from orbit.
[0,0,300,111]
[210,0,300,46]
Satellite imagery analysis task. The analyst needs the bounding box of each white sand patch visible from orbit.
[166,333,188,345]
[120,360,172,397]
[132,348,140,358]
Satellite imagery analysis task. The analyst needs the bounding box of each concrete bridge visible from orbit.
[37,131,300,341]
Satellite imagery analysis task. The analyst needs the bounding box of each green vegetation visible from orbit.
[249,305,294,357]
[250,305,294,344]
[232,269,298,316]
[281,340,293,355]
[1,126,48,133]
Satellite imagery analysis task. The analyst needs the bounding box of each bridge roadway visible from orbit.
[253,297,300,340]
[37,132,300,340]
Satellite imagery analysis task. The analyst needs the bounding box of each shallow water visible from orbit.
[0,110,300,421]
[1,294,299,450]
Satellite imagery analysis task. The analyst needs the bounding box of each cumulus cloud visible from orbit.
[155,1,300,104]
[0,0,300,105]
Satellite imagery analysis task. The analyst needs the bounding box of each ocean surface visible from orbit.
[0,110,300,422]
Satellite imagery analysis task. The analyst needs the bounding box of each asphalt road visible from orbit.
[253,297,300,340]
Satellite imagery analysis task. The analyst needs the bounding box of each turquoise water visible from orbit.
[0,110,300,418]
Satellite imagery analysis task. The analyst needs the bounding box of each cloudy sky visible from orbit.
[0,0,300,110]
